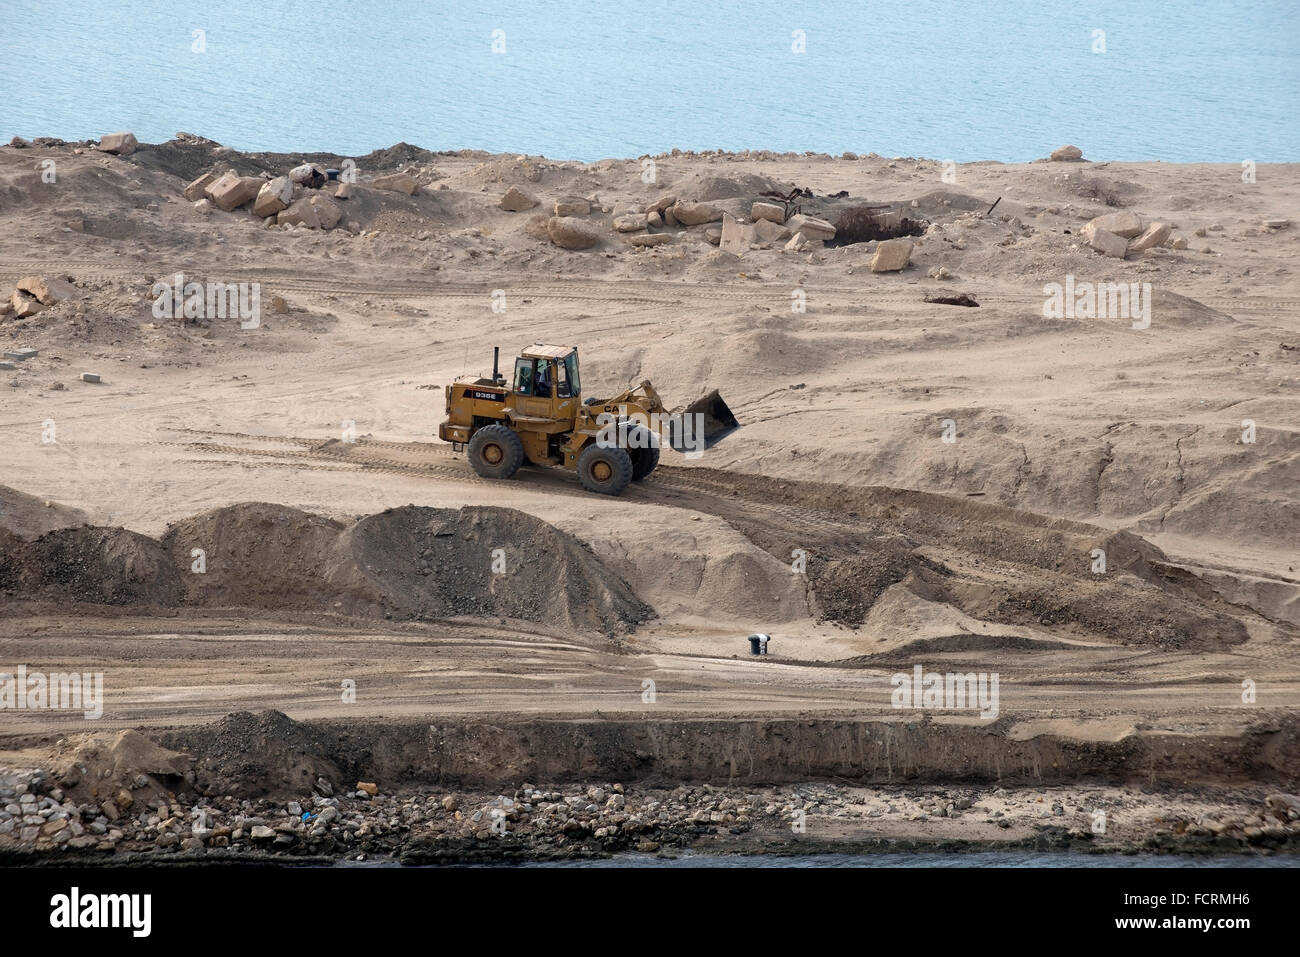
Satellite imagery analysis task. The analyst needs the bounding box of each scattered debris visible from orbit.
[924,293,980,307]
[758,187,810,219]
[79,372,102,383]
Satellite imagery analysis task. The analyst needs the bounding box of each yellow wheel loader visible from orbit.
[438,344,738,496]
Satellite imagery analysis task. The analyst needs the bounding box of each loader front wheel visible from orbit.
[577,444,633,496]
[625,425,660,481]
[468,424,524,480]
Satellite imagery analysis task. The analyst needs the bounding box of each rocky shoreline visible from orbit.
[3,766,1297,865]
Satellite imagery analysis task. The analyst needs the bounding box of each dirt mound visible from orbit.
[43,730,190,804]
[1059,172,1147,208]
[158,710,344,799]
[811,536,937,626]
[1150,289,1234,326]
[161,503,347,611]
[0,485,88,540]
[843,632,1076,663]
[342,505,654,634]
[128,138,280,183]
[678,172,788,202]
[357,142,443,171]
[465,154,551,186]
[910,189,994,220]
[0,525,179,606]
[0,500,654,634]
[127,138,442,183]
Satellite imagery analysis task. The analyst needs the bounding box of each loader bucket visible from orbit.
[669,390,740,452]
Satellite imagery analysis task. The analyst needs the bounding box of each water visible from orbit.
[341,851,1298,868]
[3,0,1296,162]
[521,851,1298,868]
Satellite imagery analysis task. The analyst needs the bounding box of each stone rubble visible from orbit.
[2,767,1293,863]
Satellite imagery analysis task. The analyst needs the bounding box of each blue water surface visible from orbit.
[3,0,1296,161]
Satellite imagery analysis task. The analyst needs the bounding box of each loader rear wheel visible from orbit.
[577,444,633,496]
[625,425,660,481]
[468,424,524,480]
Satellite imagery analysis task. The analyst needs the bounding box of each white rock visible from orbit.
[870,238,914,272]
[1080,222,1128,258]
[97,132,138,156]
[253,176,294,217]
[1127,221,1171,255]
[546,216,600,249]
[1087,211,1143,239]
[786,213,836,241]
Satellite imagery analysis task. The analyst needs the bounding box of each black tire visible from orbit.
[624,424,660,481]
[577,443,633,496]
[468,424,524,480]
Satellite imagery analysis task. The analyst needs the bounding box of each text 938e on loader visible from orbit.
[438,344,738,496]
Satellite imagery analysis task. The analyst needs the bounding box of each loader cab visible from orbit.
[513,344,579,420]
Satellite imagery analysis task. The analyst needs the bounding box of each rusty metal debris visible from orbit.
[759,187,813,219]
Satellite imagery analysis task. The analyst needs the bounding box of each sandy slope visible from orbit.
[0,136,1297,757]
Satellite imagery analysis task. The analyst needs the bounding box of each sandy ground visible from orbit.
[0,137,1297,821]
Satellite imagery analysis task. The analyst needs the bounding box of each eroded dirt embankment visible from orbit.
[5,712,1299,863]
[128,710,1300,799]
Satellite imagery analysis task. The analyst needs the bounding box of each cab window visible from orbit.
[513,358,533,395]
[555,358,570,397]
[534,359,553,397]
[564,352,580,397]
